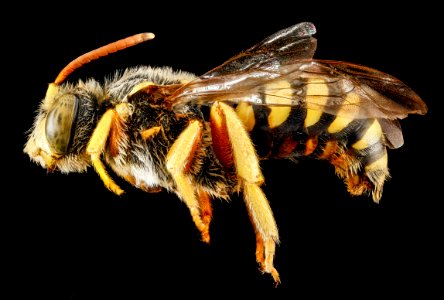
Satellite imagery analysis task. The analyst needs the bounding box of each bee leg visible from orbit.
[166,120,210,243]
[86,107,124,195]
[210,101,280,284]
[197,188,212,243]
[243,182,280,284]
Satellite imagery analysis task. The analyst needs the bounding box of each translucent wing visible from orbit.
[202,21,318,77]
[167,22,427,148]
[168,21,317,108]
[171,60,425,118]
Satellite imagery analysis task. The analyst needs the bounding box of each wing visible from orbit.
[202,21,318,77]
[166,22,427,148]
[168,21,317,107]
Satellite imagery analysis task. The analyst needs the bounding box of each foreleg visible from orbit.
[86,105,128,195]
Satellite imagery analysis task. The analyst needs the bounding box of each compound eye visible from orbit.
[45,94,79,155]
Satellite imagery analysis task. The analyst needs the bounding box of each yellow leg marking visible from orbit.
[166,120,202,173]
[166,120,208,241]
[213,101,279,284]
[215,102,264,184]
[243,182,279,243]
[243,182,280,284]
[175,174,208,240]
[87,109,124,195]
[90,154,124,195]
[352,119,383,150]
[141,126,161,140]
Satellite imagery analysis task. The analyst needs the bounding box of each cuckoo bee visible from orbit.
[24,22,427,285]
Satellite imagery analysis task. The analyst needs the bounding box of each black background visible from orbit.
[5,3,442,299]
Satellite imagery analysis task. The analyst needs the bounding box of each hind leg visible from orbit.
[210,101,280,284]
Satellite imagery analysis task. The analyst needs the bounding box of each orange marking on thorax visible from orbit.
[141,126,161,140]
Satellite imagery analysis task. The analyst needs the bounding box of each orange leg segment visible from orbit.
[197,189,213,243]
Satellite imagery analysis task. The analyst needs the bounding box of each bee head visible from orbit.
[24,32,155,173]
[24,82,102,173]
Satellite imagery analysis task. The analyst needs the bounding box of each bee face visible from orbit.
[24,81,102,173]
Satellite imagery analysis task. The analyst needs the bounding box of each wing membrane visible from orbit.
[166,22,427,149]
[202,22,317,77]
[171,60,427,119]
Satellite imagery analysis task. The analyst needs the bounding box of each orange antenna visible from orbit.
[54,32,155,85]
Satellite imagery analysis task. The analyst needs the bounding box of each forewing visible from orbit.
[202,22,317,78]
[290,60,427,149]
[316,60,427,117]
[167,22,426,149]
[169,22,316,107]
[171,60,426,118]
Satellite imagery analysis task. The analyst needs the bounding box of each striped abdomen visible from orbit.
[235,84,390,202]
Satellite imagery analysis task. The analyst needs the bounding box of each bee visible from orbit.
[24,22,427,285]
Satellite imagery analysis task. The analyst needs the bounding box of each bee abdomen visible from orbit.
[312,117,390,202]
[239,104,390,202]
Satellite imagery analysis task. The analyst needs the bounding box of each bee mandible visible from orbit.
[24,22,427,285]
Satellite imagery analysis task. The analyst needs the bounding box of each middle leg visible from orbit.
[165,120,211,243]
